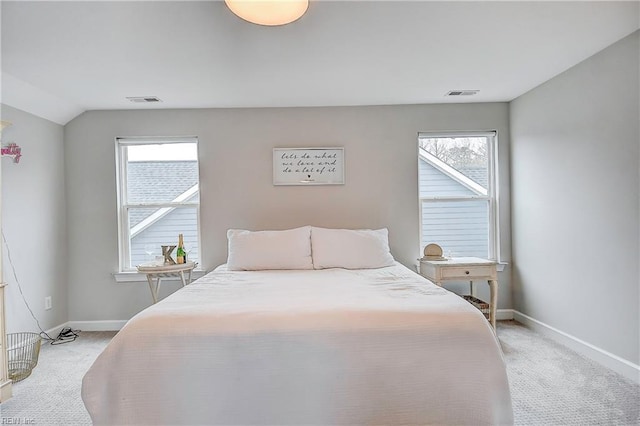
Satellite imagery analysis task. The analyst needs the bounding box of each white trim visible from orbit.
[113,269,208,283]
[490,131,502,264]
[513,310,640,384]
[419,131,497,139]
[0,379,12,402]
[117,136,198,145]
[487,132,498,262]
[417,132,499,262]
[68,320,127,331]
[115,139,129,274]
[44,322,70,339]
[115,136,201,272]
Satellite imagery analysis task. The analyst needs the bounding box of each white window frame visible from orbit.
[418,131,499,261]
[115,136,201,272]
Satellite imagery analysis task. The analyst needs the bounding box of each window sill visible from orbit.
[113,269,208,283]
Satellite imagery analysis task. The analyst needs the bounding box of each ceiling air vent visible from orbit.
[445,90,479,97]
[126,96,162,103]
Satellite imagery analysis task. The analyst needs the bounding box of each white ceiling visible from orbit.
[1,1,638,125]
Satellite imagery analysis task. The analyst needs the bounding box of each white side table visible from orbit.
[419,257,498,329]
[136,261,197,304]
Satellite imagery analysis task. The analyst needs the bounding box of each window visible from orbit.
[418,132,498,260]
[116,137,200,271]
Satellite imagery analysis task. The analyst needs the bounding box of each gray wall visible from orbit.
[64,103,512,321]
[1,104,68,333]
[510,31,639,364]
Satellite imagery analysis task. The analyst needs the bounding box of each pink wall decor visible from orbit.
[2,143,22,163]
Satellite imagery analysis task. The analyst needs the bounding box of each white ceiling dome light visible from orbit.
[225,0,309,26]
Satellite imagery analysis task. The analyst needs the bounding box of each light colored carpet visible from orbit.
[499,321,639,425]
[0,331,116,426]
[0,322,638,425]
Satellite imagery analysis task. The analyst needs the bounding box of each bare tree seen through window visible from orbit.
[419,137,487,169]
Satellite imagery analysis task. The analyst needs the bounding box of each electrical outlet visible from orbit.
[45,296,52,311]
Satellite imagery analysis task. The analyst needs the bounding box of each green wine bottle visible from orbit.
[176,233,186,264]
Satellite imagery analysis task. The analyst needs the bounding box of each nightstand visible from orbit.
[419,257,498,329]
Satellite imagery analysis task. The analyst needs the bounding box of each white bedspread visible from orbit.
[82,263,513,425]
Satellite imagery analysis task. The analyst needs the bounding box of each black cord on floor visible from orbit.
[50,327,81,345]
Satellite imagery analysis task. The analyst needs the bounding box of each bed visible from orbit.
[82,227,513,425]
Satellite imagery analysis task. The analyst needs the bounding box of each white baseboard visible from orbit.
[68,320,127,332]
[0,379,13,402]
[496,309,514,321]
[44,322,70,338]
[513,311,640,384]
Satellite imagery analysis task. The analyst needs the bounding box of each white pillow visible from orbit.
[311,227,395,269]
[226,226,313,271]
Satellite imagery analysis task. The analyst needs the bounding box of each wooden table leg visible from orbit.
[146,275,157,304]
[146,275,162,304]
[488,279,498,329]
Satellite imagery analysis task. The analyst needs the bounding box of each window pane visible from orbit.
[128,206,199,268]
[126,143,199,204]
[419,137,489,192]
[421,199,489,258]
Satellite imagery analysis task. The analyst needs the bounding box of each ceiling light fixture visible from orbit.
[225,0,309,26]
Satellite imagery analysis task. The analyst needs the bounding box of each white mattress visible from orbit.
[82,262,513,425]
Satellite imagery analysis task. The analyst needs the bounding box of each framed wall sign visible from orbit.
[273,147,345,185]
